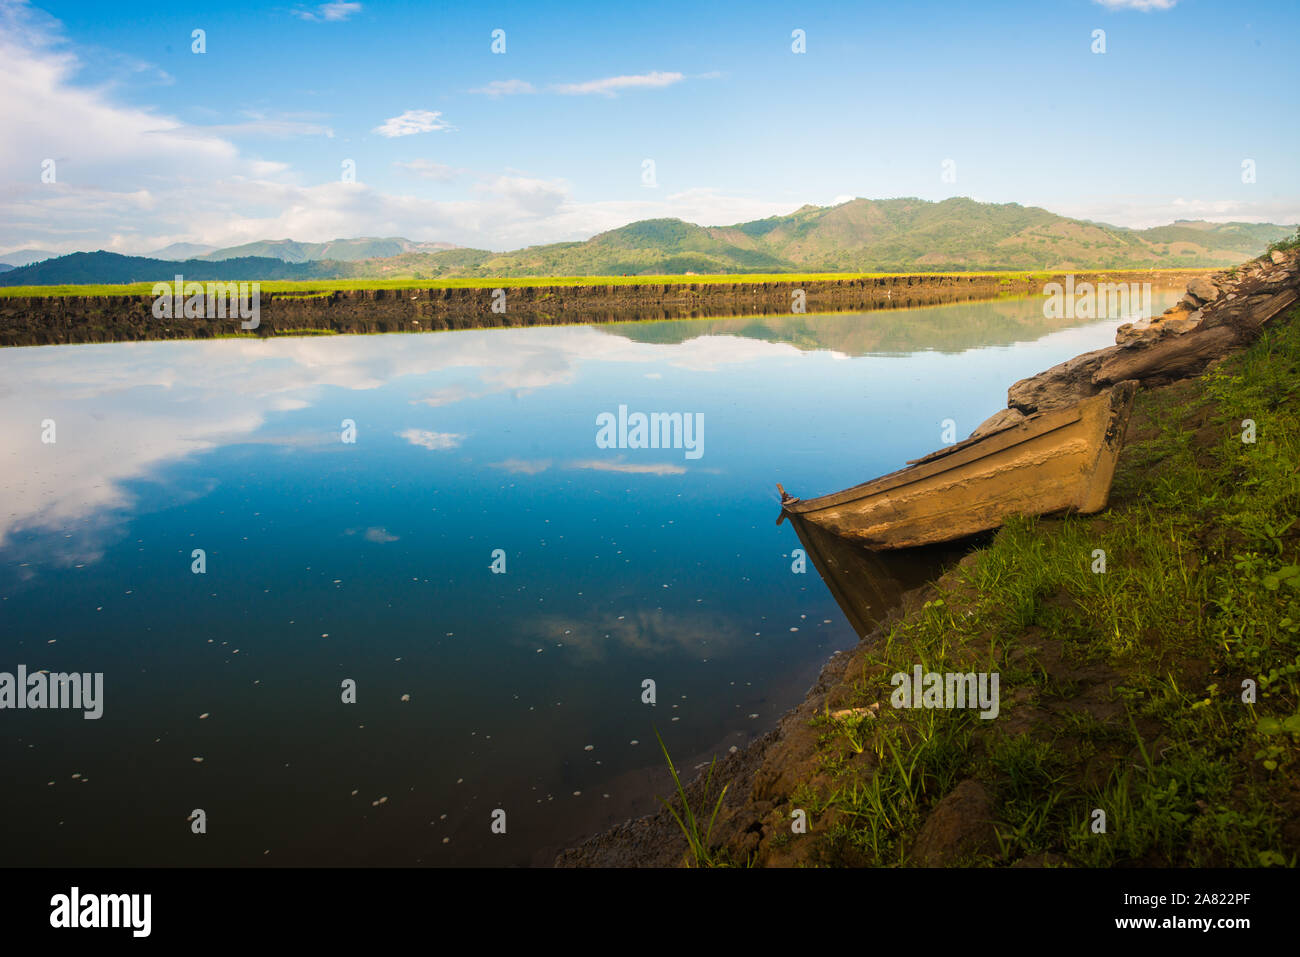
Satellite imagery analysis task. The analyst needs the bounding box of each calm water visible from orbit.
[0,292,1177,866]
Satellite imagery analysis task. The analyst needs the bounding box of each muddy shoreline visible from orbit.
[555,249,1300,867]
[0,270,1200,347]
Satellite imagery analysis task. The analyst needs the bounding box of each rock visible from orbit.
[1161,317,1201,337]
[909,779,998,866]
[1093,325,1237,385]
[1120,311,1201,346]
[1007,346,1114,415]
[969,407,1027,439]
[1271,250,1287,264]
[1202,288,1298,335]
[1186,277,1220,302]
[1115,320,1151,345]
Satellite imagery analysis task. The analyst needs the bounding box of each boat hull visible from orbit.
[779,381,1138,549]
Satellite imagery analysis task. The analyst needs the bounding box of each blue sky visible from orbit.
[2,0,1296,255]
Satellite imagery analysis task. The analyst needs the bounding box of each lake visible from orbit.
[0,290,1178,866]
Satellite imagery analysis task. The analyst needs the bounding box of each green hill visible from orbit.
[0,251,353,286]
[358,198,1295,278]
[200,237,456,263]
[3,199,1293,286]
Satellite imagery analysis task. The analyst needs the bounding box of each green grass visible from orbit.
[780,306,1300,867]
[654,729,733,868]
[1266,226,1300,257]
[0,268,1205,299]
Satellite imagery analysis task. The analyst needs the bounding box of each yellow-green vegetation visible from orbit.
[0,269,1200,299]
[795,308,1300,867]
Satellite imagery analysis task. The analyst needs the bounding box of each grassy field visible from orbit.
[0,269,1204,299]
[769,306,1300,867]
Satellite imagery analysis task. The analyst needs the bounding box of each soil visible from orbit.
[552,362,1244,868]
[0,271,1201,347]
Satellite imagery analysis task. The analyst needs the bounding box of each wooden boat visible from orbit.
[777,381,1138,549]
[785,513,956,638]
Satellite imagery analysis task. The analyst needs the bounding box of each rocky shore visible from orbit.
[0,270,1199,347]
[556,244,1300,868]
[986,249,1298,424]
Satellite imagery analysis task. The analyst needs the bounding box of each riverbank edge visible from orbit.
[0,269,1201,347]
[556,243,1300,868]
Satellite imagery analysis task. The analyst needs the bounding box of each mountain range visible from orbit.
[2,198,1293,286]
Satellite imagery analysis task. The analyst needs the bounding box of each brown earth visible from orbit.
[555,247,1300,868]
[554,376,1212,869]
[0,270,1201,347]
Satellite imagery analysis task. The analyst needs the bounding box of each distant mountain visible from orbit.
[2,200,1293,286]
[0,251,355,286]
[0,263,13,273]
[149,242,218,260]
[200,236,457,263]
[0,248,61,268]
[364,199,1291,278]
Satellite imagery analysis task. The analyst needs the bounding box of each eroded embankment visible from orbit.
[557,246,1300,868]
[0,270,1199,347]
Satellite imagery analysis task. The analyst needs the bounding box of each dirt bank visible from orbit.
[0,270,1200,347]
[557,245,1300,868]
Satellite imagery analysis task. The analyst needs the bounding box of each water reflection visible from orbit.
[604,288,1182,356]
[0,294,1178,866]
[784,514,971,638]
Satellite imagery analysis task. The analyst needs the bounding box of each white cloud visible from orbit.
[398,429,465,450]
[569,460,687,475]
[475,174,569,217]
[413,384,480,406]
[477,73,709,98]
[293,2,362,22]
[0,3,799,255]
[551,71,684,96]
[0,5,804,255]
[1092,0,1177,9]
[1045,195,1300,230]
[394,159,459,181]
[182,111,334,139]
[0,326,804,558]
[490,458,552,475]
[469,79,536,96]
[372,109,453,138]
